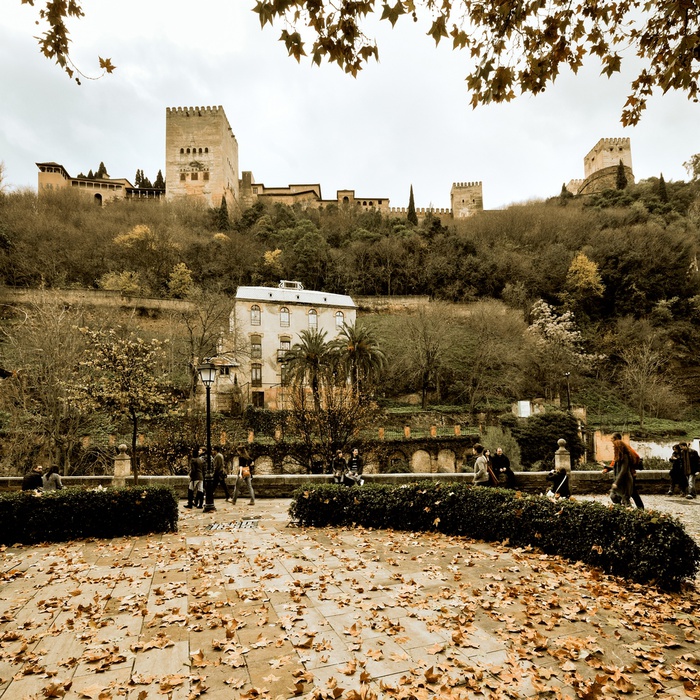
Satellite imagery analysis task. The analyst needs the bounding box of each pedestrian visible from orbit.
[491,447,515,488]
[233,446,255,505]
[22,465,43,491]
[185,448,204,509]
[331,450,347,484]
[668,444,688,496]
[680,441,699,499]
[212,446,231,502]
[472,444,491,486]
[546,466,570,499]
[42,465,63,491]
[604,432,644,509]
[345,448,364,486]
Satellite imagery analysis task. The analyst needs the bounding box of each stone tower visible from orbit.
[450,182,483,218]
[583,138,633,178]
[165,106,239,209]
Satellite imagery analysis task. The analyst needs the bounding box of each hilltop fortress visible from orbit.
[36,106,632,215]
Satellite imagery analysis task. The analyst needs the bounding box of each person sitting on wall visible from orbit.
[331,450,347,484]
[546,466,570,499]
[491,447,515,489]
[22,465,44,491]
[42,465,63,491]
[344,448,364,486]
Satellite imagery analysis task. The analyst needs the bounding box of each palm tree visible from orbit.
[330,323,387,395]
[282,328,332,412]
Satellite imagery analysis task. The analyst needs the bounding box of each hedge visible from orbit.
[0,485,178,545]
[289,481,700,591]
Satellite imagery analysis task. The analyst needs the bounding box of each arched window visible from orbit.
[280,307,290,327]
[308,309,318,330]
[250,305,261,326]
[335,311,344,329]
[250,334,262,359]
[180,148,184,154]
[186,148,190,154]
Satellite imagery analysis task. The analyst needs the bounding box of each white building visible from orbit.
[227,281,357,410]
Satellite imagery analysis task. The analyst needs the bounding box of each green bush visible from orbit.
[289,482,700,590]
[0,486,178,545]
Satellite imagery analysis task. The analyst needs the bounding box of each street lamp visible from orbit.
[197,360,217,513]
[564,371,572,412]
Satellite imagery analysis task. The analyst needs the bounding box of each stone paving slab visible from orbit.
[0,495,698,698]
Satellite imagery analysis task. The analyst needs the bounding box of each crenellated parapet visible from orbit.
[451,181,482,189]
[166,105,224,115]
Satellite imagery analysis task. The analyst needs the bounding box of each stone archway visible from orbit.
[411,449,432,473]
[437,449,456,473]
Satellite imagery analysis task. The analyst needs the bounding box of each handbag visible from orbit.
[547,474,567,499]
[240,465,251,479]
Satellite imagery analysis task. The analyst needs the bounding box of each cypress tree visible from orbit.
[153,170,165,189]
[95,161,107,178]
[658,173,668,203]
[87,169,94,179]
[134,170,142,187]
[407,185,418,225]
[616,160,628,190]
[216,195,230,231]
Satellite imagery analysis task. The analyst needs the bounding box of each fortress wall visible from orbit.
[451,181,484,217]
[165,106,239,209]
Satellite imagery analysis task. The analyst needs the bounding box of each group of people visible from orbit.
[332,448,365,486]
[185,444,255,509]
[668,442,698,499]
[21,464,63,491]
[471,444,516,489]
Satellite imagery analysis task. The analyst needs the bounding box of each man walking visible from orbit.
[212,446,231,502]
[604,432,644,509]
[680,441,699,499]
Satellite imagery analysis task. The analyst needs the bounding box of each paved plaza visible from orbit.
[0,494,698,699]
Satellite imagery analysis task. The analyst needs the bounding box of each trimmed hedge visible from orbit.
[0,486,178,545]
[289,481,700,590]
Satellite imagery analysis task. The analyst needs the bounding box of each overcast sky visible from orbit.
[2,1,699,211]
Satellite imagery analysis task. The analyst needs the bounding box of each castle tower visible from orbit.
[165,106,239,209]
[583,138,633,178]
[450,182,483,218]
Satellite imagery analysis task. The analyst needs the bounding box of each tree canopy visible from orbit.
[22,0,700,124]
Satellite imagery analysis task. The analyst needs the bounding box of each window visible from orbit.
[251,335,262,359]
[251,364,262,387]
[280,307,290,327]
[205,147,209,153]
[280,364,290,386]
[251,305,261,326]
[203,172,209,181]
[187,148,190,154]
[180,148,184,154]
[335,311,344,329]
[180,173,186,181]
[219,366,230,376]
[191,172,198,181]
[277,337,291,362]
[308,309,318,330]
[252,391,265,407]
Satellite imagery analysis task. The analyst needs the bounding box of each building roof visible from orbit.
[235,282,356,309]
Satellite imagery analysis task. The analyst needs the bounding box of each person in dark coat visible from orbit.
[604,433,644,509]
[331,450,347,484]
[22,465,44,491]
[345,448,364,486]
[668,444,687,495]
[680,441,699,499]
[546,466,570,498]
[491,448,515,489]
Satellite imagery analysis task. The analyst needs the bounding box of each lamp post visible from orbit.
[564,371,572,412]
[197,360,217,513]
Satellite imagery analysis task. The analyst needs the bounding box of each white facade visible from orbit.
[229,281,357,410]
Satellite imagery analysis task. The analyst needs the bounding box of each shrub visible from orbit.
[0,485,178,545]
[289,482,700,590]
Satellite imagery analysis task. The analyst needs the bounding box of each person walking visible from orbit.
[42,465,63,491]
[212,446,231,502]
[680,441,699,499]
[185,448,204,509]
[233,447,255,505]
[604,432,644,509]
[668,444,688,496]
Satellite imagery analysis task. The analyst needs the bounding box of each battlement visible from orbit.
[166,106,224,115]
[451,181,482,189]
[389,207,452,215]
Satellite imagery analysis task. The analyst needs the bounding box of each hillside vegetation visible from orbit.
[1,173,700,471]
